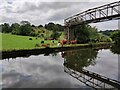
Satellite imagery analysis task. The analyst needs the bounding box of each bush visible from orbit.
[35,44,40,47]
[110,31,120,44]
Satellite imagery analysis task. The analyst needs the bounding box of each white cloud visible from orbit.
[0,0,119,30]
[90,20,118,31]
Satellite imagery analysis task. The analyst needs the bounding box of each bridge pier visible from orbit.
[64,26,75,43]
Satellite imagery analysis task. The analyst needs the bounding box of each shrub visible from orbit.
[35,44,40,47]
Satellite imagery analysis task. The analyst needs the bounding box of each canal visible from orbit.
[0,45,120,89]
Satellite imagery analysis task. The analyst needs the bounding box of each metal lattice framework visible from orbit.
[64,1,120,26]
[64,67,120,89]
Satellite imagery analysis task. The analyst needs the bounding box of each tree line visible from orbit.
[1,20,119,44]
[100,29,120,44]
[0,21,64,37]
[71,22,113,43]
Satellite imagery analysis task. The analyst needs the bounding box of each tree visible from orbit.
[110,30,120,44]
[0,24,2,32]
[19,21,32,36]
[19,24,32,36]
[72,22,99,43]
[45,22,64,32]
[45,22,55,31]
[38,25,43,28]
[50,31,61,40]
[97,33,112,42]
[73,22,90,43]
[88,26,98,40]
[31,25,36,28]
[2,23,11,33]
[11,23,20,35]
[110,43,120,55]
[20,21,30,25]
[63,49,98,70]
[99,30,113,36]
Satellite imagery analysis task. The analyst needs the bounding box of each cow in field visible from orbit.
[60,40,67,46]
[70,40,77,44]
[42,44,50,47]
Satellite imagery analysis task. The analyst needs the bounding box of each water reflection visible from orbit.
[110,43,120,55]
[1,48,120,89]
[62,49,98,70]
[62,49,120,89]
[2,54,87,88]
[110,43,120,82]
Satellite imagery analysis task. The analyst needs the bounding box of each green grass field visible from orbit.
[0,33,111,51]
[0,33,58,51]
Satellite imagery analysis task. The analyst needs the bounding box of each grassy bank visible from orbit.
[0,33,113,52]
[1,33,58,51]
[2,42,112,59]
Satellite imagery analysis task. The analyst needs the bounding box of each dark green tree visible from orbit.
[38,25,43,28]
[11,23,20,35]
[73,23,90,43]
[20,24,32,36]
[72,22,99,43]
[110,43,120,55]
[63,49,98,70]
[20,21,30,25]
[50,31,61,40]
[31,25,36,28]
[56,24,64,31]
[110,30,120,44]
[2,23,11,33]
[45,22,64,31]
[45,22,55,31]
[0,24,2,32]
[88,26,98,40]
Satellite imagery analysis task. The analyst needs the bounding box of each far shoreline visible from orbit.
[1,42,112,59]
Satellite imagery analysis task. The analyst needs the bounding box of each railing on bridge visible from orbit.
[65,1,120,26]
[64,66,120,89]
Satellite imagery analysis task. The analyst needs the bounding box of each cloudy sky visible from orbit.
[0,0,119,31]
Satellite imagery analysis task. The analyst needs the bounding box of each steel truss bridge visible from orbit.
[64,1,120,41]
[64,66,120,89]
[65,1,120,26]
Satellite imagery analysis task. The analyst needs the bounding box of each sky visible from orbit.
[0,0,119,31]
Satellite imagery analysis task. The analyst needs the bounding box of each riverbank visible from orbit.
[0,33,59,51]
[1,42,112,59]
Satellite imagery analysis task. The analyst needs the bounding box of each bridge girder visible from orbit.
[64,66,120,89]
[64,1,120,26]
[64,1,120,41]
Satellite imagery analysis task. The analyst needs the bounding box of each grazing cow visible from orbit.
[70,40,77,44]
[60,40,67,44]
[41,41,44,44]
[29,38,32,40]
[60,40,67,46]
[42,44,50,47]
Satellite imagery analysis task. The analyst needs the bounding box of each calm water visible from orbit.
[0,47,119,89]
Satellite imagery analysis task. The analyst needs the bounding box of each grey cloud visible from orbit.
[48,10,72,21]
[1,16,19,25]
[1,1,118,30]
[2,70,32,88]
[47,2,106,22]
[7,2,79,14]
[90,20,119,31]
[7,2,38,13]
[2,54,84,88]
[47,2,87,21]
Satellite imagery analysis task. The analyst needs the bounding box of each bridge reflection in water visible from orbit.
[62,49,120,89]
